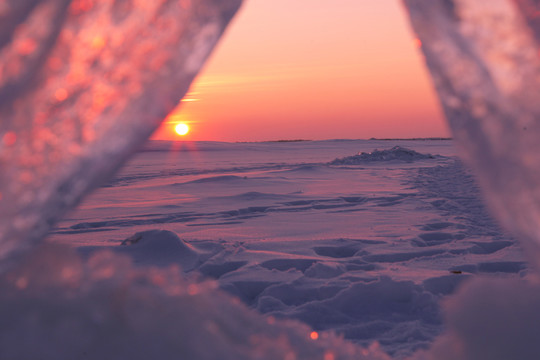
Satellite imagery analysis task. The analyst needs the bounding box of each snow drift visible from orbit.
[329,146,437,165]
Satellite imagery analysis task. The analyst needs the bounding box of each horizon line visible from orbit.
[148,137,453,144]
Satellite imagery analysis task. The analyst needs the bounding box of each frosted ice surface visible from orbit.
[0,0,241,264]
[403,0,540,268]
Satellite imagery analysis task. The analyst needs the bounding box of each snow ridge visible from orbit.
[329,146,438,165]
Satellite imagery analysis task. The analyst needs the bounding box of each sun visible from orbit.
[175,123,190,136]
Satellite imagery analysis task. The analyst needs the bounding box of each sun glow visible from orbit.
[175,123,190,136]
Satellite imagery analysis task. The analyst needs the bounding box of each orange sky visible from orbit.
[152,0,448,142]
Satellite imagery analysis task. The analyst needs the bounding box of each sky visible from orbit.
[151,0,449,142]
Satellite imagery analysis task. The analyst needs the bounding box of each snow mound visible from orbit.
[116,230,199,270]
[329,146,436,165]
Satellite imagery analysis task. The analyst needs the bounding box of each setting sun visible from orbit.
[175,123,190,136]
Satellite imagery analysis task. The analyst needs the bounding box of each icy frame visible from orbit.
[2,0,540,359]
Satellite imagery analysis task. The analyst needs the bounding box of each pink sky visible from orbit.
[152,0,448,142]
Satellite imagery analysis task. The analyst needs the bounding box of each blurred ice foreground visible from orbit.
[402,1,540,358]
[403,0,540,269]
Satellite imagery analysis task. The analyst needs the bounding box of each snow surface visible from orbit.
[47,140,528,358]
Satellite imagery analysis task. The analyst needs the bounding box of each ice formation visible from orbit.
[401,0,540,358]
[329,146,437,165]
[402,0,540,269]
[0,0,242,264]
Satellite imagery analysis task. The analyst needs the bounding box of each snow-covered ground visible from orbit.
[45,139,526,358]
